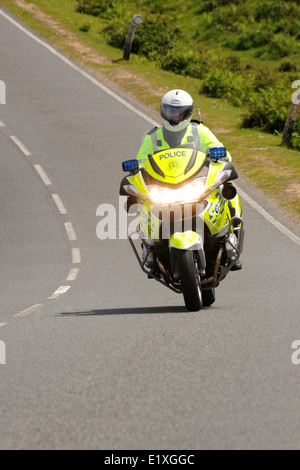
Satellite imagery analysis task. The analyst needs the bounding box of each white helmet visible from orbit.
[161,89,194,132]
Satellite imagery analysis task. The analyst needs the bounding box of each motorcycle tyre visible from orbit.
[202,288,216,307]
[178,250,203,312]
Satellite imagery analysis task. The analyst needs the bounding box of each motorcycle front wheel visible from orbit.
[177,250,203,312]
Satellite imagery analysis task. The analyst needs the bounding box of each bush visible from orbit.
[291,131,300,150]
[226,28,273,51]
[201,70,247,106]
[76,0,112,16]
[241,84,290,133]
[201,70,232,98]
[161,51,208,79]
[254,1,298,22]
[267,36,293,59]
[279,61,298,72]
[131,16,181,61]
[102,18,128,48]
[79,23,91,32]
[223,55,242,72]
[253,68,275,91]
[273,19,300,37]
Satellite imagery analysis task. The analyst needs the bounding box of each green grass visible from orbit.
[1,0,299,223]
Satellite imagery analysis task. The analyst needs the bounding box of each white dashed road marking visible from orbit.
[64,222,77,241]
[34,164,52,186]
[72,248,81,264]
[48,286,71,300]
[51,193,67,215]
[67,268,80,282]
[10,135,31,156]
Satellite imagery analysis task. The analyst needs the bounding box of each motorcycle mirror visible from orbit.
[222,183,237,200]
[221,162,238,181]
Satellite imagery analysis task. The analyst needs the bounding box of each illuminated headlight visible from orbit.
[148,178,207,204]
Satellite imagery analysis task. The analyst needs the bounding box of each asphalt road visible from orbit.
[0,7,299,450]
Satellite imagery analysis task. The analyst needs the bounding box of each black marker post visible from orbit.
[123,15,143,61]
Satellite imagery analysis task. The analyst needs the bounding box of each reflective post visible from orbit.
[123,15,143,61]
[281,81,300,147]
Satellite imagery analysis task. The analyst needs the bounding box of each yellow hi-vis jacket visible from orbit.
[137,121,231,166]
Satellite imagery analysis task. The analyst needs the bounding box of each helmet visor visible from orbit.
[161,104,193,126]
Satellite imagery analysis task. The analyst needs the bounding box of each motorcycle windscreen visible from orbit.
[143,147,206,184]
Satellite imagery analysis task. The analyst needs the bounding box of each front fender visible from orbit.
[169,231,203,250]
[169,231,206,276]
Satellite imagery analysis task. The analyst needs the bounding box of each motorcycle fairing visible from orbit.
[169,231,203,250]
[143,147,206,184]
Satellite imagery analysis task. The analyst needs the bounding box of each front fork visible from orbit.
[169,230,206,280]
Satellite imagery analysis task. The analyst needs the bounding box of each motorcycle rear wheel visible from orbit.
[178,250,203,312]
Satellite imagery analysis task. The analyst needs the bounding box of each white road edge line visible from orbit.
[34,164,52,185]
[48,286,71,300]
[10,135,31,156]
[236,184,300,246]
[1,7,299,245]
[72,248,81,264]
[64,222,77,241]
[14,303,43,317]
[0,323,7,329]
[67,268,80,281]
[51,193,67,215]
[0,120,5,127]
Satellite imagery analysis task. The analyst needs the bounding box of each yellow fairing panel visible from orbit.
[143,148,206,184]
[127,173,148,197]
[169,231,202,249]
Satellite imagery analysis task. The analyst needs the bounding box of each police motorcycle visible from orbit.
[120,145,244,311]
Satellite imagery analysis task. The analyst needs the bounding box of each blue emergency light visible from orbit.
[122,159,139,172]
[209,147,227,159]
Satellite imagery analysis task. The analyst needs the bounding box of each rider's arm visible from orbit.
[136,134,154,168]
[198,124,232,161]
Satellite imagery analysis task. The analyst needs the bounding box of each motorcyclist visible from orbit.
[137,89,242,271]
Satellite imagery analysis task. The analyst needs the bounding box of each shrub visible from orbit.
[254,1,298,22]
[76,0,112,16]
[161,51,208,79]
[131,16,181,61]
[201,70,247,106]
[241,84,290,133]
[279,61,298,73]
[201,70,233,98]
[267,37,293,59]
[102,19,127,48]
[226,28,273,51]
[79,23,91,32]
[273,19,300,37]
[223,55,242,72]
[253,68,275,91]
[291,131,300,151]
[160,51,191,75]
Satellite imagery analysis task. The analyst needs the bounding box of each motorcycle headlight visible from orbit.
[148,178,207,204]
